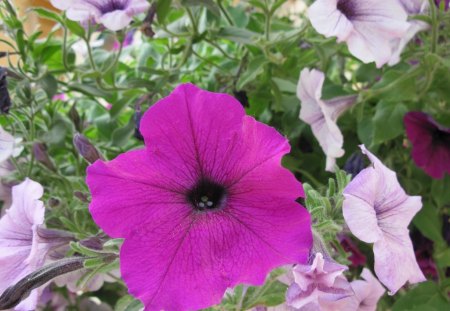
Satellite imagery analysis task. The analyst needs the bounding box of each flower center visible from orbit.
[88,0,129,14]
[337,0,356,20]
[187,179,227,211]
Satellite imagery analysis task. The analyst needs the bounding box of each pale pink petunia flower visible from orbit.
[389,0,429,65]
[0,179,72,310]
[87,84,312,310]
[308,0,410,68]
[343,145,426,294]
[286,253,353,310]
[50,0,150,31]
[297,68,357,172]
[338,268,385,311]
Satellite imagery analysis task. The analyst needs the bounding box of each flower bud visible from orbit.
[0,67,12,114]
[33,143,56,171]
[73,133,103,164]
[134,105,144,141]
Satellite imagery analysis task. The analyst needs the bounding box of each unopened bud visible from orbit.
[33,143,56,171]
[134,105,144,141]
[73,133,103,164]
[0,67,12,114]
[141,3,156,38]
[69,104,83,132]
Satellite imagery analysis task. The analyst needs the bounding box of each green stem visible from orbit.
[217,0,234,26]
[186,7,198,35]
[429,0,439,53]
[264,0,271,41]
[294,168,324,189]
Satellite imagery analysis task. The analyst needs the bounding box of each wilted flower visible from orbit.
[343,145,426,294]
[404,111,450,179]
[308,0,410,68]
[339,268,385,311]
[33,143,56,172]
[73,133,103,164]
[286,253,352,310]
[297,68,357,172]
[87,83,312,310]
[50,0,150,31]
[0,179,72,310]
[389,0,429,66]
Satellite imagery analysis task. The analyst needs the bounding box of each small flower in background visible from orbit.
[340,268,385,311]
[435,0,450,10]
[404,111,450,179]
[50,0,150,31]
[339,235,366,267]
[389,0,429,66]
[343,145,426,294]
[113,29,136,50]
[87,83,312,310]
[297,68,357,172]
[308,0,410,68]
[52,93,67,102]
[343,152,366,179]
[0,179,72,310]
[286,253,352,310]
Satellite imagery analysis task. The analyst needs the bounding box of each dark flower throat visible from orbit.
[187,179,227,212]
[337,0,356,19]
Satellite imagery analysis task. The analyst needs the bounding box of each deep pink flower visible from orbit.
[404,111,450,179]
[87,84,312,311]
[50,0,150,31]
[343,145,426,294]
[339,235,366,267]
[286,253,352,310]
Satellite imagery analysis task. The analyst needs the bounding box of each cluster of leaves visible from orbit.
[0,0,449,310]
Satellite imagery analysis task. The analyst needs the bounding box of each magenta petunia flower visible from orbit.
[308,0,410,68]
[339,268,385,311]
[50,0,150,31]
[404,111,450,179]
[87,83,312,311]
[343,145,426,294]
[297,68,357,172]
[0,179,71,310]
[286,253,352,310]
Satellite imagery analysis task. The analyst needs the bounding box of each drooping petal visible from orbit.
[374,235,425,294]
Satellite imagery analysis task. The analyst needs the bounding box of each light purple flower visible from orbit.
[343,145,426,294]
[339,268,385,311]
[87,84,312,311]
[0,179,69,310]
[388,0,429,65]
[308,0,410,68]
[286,253,353,310]
[0,126,23,163]
[50,0,150,31]
[404,111,450,179]
[297,68,357,172]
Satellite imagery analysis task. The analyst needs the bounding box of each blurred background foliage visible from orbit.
[0,0,449,310]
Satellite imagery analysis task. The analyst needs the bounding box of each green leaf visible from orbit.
[157,0,173,23]
[392,282,449,311]
[372,70,418,102]
[65,19,86,38]
[112,118,135,147]
[372,101,408,145]
[237,56,267,89]
[115,295,144,311]
[32,8,64,24]
[217,26,258,45]
[413,204,445,246]
[68,83,109,98]
[181,0,220,16]
[431,175,450,208]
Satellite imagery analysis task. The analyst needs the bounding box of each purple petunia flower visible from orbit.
[86,84,313,311]
[308,0,410,68]
[0,179,72,310]
[50,0,150,31]
[404,111,450,179]
[297,68,357,172]
[286,253,353,310]
[343,145,426,294]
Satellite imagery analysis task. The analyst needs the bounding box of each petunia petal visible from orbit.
[99,10,133,31]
